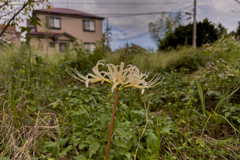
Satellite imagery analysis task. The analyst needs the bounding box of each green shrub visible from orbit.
[164,53,207,73]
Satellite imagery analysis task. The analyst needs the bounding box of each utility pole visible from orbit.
[193,0,196,48]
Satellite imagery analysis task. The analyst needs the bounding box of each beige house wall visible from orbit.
[30,37,73,53]
[36,14,103,44]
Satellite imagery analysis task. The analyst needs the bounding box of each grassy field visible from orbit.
[0,37,240,160]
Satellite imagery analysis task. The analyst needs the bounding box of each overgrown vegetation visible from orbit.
[1,36,240,160]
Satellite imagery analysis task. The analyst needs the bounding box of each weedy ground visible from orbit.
[0,37,240,160]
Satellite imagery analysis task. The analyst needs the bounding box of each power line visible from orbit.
[100,11,189,18]
[118,0,181,36]
[209,0,223,23]
[113,1,171,34]
[111,0,195,42]
[224,0,240,12]
[112,15,179,42]
[118,3,192,39]
[120,13,169,37]
[120,4,193,32]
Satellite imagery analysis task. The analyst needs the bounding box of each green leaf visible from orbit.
[115,128,129,139]
[73,155,87,160]
[78,143,87,150]
[59,138,69,146]
[146,132,158,147]
[62,145,73,156]
[214,80,238,113]
[224,112,231,118]
[231,116,239,120]
[113,140,128,148]
[199,139,205,147]
[99,114,108,126]
[125,152,132,159]
[0,157,11,160]
[237,118,240,123]
[230,106,238,112]
[196,138,205,147]
[89,142,100,158]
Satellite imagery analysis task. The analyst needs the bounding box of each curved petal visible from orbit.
[141,89,145,94]
[111,82,119,92]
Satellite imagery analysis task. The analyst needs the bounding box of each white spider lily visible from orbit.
[67,60,166,94]
[67,60,112,87]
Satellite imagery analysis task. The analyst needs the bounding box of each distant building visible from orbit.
[27,8,104,52]
[0,25,21,45]
[114,43,147,53]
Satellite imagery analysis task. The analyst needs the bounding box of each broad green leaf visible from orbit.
[89,142,100,158]
[125,152,132,159]
[99,114,108,126]
[113,140,128,148]
[224,112,231,118]
[74,155,87,160]
[79,143,87,150]
[146,132,158,147]
[237,118,240,123]
[115,128,129,139]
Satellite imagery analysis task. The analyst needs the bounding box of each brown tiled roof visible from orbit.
[28,31,75,41]
[28,31,61,36]
[34,8,104,19]
[0,25,16,31]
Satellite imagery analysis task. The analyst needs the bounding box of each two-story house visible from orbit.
[27,8,104,52]
[0,25,21,45]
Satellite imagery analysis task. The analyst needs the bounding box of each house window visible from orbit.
[84,43,95,53]
[47,16,61,29]
[59,42,69,52]
[83,20,95,32]
[49,42,55,48]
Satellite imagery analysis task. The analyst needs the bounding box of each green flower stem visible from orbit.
[105,90,119,160]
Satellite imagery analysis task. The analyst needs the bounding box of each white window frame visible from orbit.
[83,20,95,32]
[84,43,95,53]
[47,16,61,29]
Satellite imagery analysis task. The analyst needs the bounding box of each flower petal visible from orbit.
[85,79,90,87]
[111,82,119,92]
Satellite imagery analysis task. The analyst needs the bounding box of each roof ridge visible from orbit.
[34,8,104,19]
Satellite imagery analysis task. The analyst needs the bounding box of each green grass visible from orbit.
[0,38,240,159]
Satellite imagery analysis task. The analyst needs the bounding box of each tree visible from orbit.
[216,22,227,38]
[153,18,226,50]
[148,12,182,47]
[0,0,51,38]
[236,21,240,37]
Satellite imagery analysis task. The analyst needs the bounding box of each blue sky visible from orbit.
[30,0,240,51]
